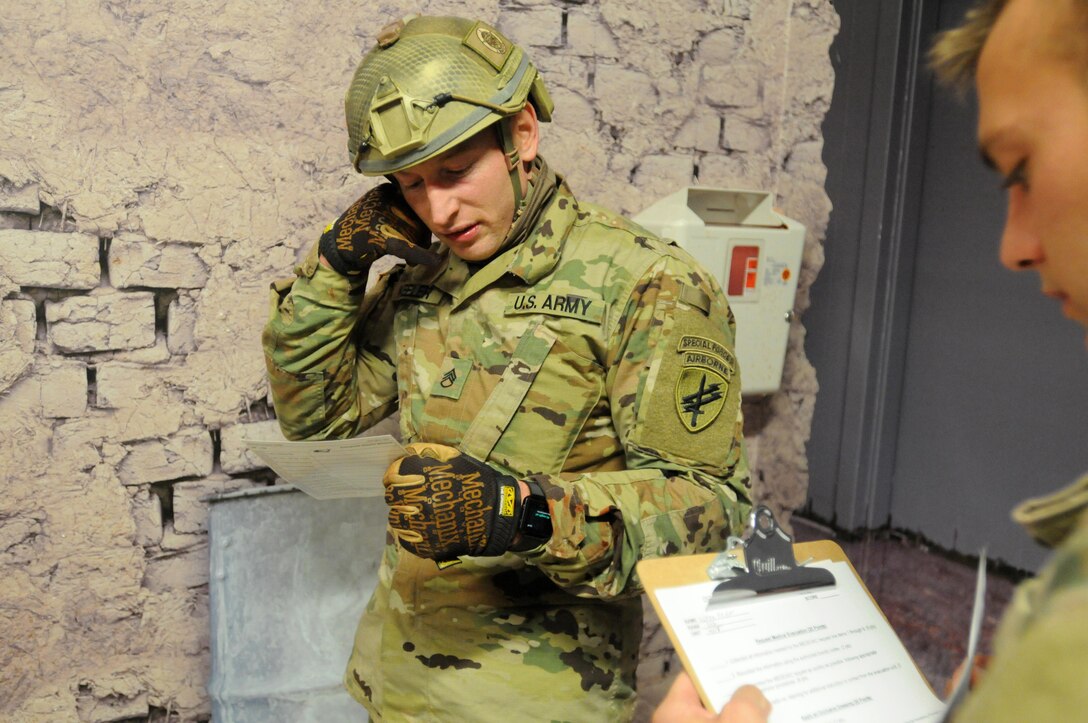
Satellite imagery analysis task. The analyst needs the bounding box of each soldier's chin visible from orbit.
[443,237,502,263]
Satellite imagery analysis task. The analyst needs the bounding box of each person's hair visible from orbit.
[928,0,1007,90]
[929,0,1088,91]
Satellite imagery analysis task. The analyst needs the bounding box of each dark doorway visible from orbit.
[807,0,1088,572]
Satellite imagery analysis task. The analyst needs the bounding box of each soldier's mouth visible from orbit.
[442,224,479,244]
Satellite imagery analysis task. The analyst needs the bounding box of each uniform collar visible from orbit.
[504,177,578,285]
[417,178,579,307]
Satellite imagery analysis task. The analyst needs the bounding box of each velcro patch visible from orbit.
[677,335,736,367]
[639,312,742,466]
[679,284,712,315]
[463,21,512,71]
[505,292,604,324]
[675,367,728,432]
[674,335,736,431]
[430,357,473,400]
[500,484,516,519]
[395,282,442,304]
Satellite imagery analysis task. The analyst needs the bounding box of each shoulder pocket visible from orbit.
[634,309,741,471]
[265,363,327,439]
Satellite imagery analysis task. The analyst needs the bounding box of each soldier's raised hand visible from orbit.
[319,183,440,278]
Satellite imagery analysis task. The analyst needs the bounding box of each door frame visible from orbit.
[805,0,940,530]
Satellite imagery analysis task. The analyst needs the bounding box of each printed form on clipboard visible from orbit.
[639,507,986,723]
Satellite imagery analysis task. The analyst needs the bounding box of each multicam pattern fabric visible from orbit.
[955,473,1088,722]
[262,175,752,722]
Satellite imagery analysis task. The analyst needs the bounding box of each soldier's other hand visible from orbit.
[319,183,440,277]
[383,443,521,561]
[653,673,770,723]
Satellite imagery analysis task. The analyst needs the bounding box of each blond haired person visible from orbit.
[927,1,1088,720]
[654,1,1088,720]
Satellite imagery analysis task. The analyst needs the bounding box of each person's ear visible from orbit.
[511,104,540,165]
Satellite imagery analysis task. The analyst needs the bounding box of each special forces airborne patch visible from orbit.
[674,335,736,432]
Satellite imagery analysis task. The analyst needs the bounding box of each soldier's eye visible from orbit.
[445,164,471,179]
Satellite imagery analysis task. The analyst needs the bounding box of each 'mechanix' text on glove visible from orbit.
[383,443,521,561]
[319,183,439,277]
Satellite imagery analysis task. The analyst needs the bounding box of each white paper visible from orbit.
[655,561,945,723]
[244,435,406,500]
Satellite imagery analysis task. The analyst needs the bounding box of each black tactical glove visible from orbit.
[318,183,440,277]
[383,443,522,561]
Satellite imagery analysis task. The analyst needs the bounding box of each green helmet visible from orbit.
[345,16,554,176]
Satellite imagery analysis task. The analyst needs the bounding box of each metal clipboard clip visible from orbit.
[706,505,835,607]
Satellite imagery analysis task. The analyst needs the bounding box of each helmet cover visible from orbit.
[345,16,554,175]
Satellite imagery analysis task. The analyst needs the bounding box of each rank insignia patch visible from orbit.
[431,357,472,400]
[675,367,728,432]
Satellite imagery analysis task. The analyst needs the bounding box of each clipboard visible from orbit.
[640,541,859,703]
[638,540,948,722]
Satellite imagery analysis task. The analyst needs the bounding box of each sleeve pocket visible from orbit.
[265,363,328,439]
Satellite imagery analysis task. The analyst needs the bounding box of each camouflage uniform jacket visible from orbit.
[955,473,1088,722]
[263,180,752,722]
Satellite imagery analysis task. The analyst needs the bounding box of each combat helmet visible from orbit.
[345,15,553,189]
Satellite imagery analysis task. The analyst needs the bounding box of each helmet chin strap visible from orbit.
[498,117,525,212]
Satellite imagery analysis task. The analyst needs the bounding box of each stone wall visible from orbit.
[0,1,837,720]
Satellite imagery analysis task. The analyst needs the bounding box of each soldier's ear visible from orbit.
[511,104,539,165]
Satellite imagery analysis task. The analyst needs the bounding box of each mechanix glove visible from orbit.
[383,443,521,561]
[318,183,440,277]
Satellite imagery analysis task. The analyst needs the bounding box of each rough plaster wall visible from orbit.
[0,1,837,720]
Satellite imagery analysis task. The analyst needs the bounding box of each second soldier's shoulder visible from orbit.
[1055,506,1088,576]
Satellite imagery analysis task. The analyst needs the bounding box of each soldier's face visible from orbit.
[393,108,539,263]
[977,0,1088,344]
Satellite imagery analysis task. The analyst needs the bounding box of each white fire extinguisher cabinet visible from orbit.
[633,187,805,396]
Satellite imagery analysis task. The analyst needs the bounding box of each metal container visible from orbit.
[634,187,806,395]
[208,486,386,722]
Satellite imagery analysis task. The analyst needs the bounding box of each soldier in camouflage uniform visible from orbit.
[928,0,1088,720]
[262,15,752,722]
